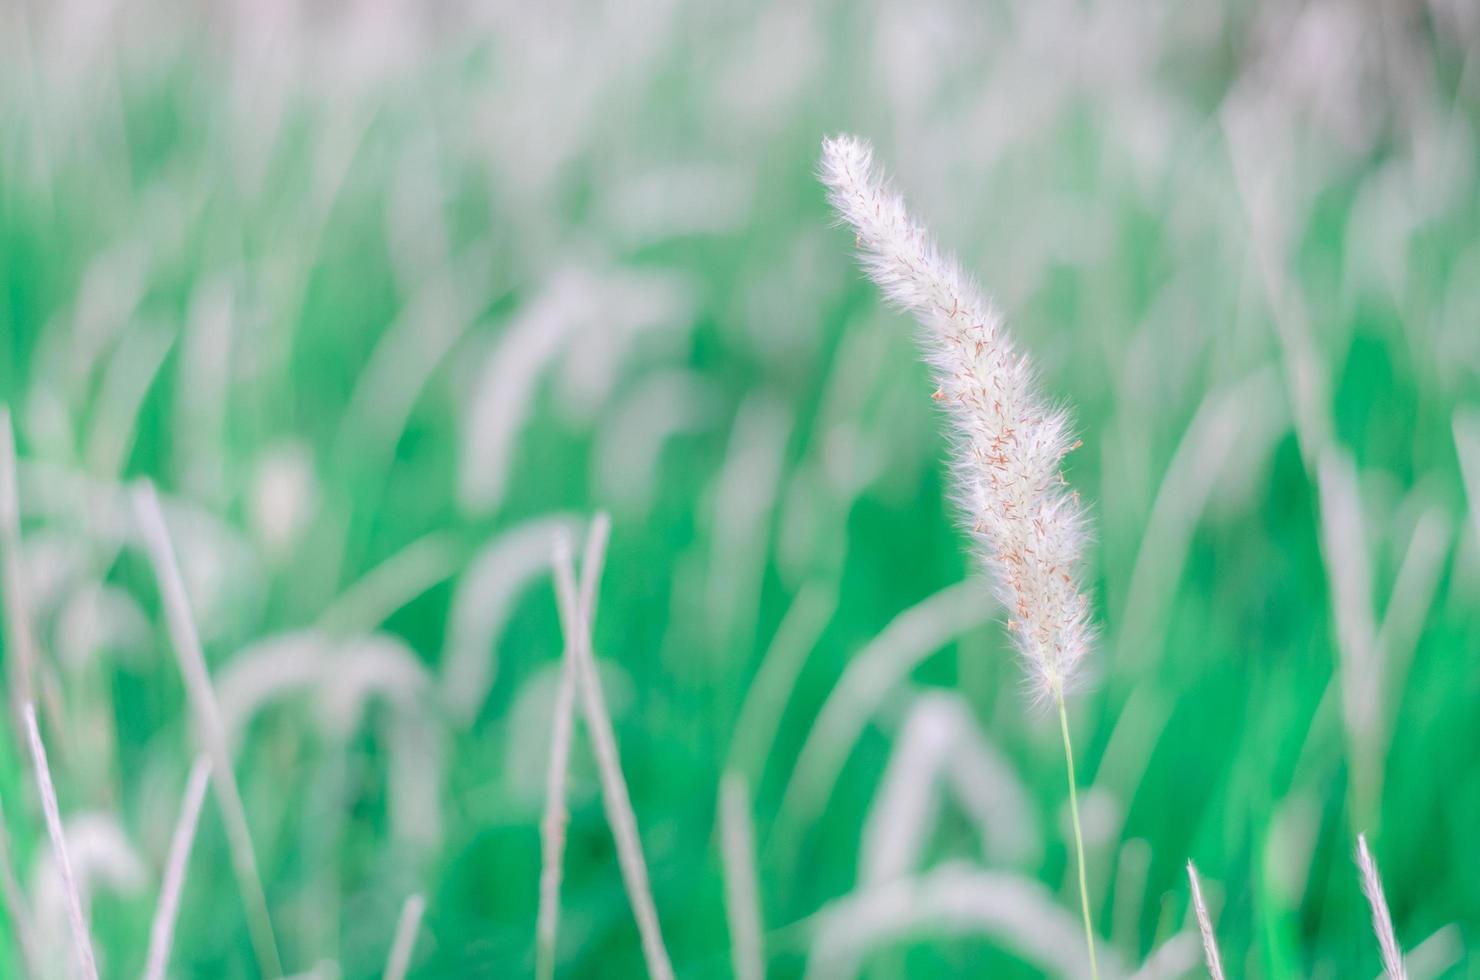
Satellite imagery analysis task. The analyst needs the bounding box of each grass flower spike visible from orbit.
[819,135,1091,700]
[1356,833,1407,980]
[821,133,1099,977]
[1186,861,1226,980]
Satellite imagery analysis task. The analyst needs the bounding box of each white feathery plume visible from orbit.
[819,134,1092,700]
[1355,833,1407,980]
[536,515,612,980]
[381,893,426,980]
[820,133,1101,978]
[133,484,283,978]
[1185,861,1226,980]
[21,702,98,980]
[551,524,675,980]
[143,756,213,980]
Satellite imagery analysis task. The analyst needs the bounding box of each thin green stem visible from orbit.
[1056,689,1099,980]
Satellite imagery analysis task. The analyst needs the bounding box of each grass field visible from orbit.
[1,0,1479,977]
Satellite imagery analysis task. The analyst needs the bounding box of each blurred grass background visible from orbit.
[1,0,1479,976]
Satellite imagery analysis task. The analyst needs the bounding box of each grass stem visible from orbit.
[22,702,98,980]
[1056,690,1099,980]
[134,483,283,977]
[382,893,426,980]
[552,520,674,980]
[537,517,611,980]
[144,756,213,980]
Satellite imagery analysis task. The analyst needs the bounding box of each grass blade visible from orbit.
[134,483,283,978]
[552,518,674,980]
[22,702,98,980]
[537,517,612,980]
[382,893,426,980]
[719,772,765,980]
[143,755,213,980]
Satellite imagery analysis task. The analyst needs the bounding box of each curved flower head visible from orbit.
[820,134,1093,699]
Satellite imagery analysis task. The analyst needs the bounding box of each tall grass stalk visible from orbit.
[552,521,674,980]
[719,772,765,980]
[820,133,1100,977]
[536,515,612,980]
[1185,861,1225,980]
[382,893,426,980]
[1056,694,1098,980]
[143,755,212,980]
[133,483,283,978]
[1356,833,1406,980]
[21,702,98,980]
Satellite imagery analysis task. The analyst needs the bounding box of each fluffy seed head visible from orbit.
[819,134,1092,698]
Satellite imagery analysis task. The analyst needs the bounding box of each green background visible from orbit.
[2,0,1478,976]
